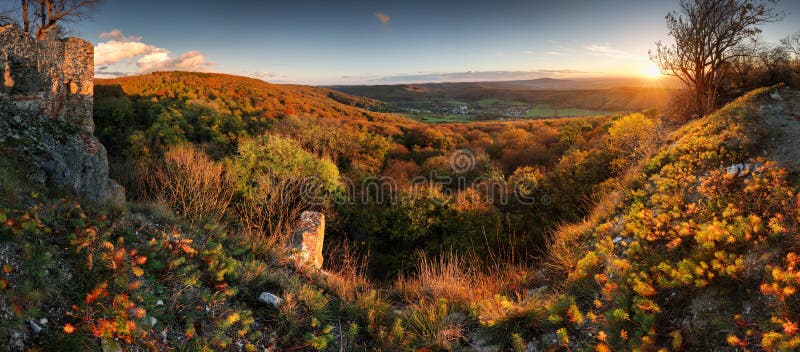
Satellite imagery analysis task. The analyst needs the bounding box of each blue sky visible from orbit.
[7,0,799,85]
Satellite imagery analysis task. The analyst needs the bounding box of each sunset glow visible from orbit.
[642,64,662,78]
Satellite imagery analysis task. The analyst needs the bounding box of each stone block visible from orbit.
[290,211,325,269]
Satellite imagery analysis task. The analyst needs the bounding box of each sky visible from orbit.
[4,0,799,85]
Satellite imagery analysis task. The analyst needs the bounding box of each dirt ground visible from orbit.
[754,87,800,174]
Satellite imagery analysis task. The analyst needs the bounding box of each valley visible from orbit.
[330,78,675,123]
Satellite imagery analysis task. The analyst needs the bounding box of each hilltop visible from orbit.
[530,86,800,350]
[96,71,411,125]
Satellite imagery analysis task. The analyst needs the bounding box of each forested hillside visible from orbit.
[91,71,668,279]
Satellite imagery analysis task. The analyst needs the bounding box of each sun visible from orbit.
[642,64,662,78]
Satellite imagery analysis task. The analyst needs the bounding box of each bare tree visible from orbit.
[2,0,102,37]
[0,10,13,25]
[782,31,800,74]
[0,1,17,25]
[33,0,103,38]
[650,0,781,117]
[783,31,800,56]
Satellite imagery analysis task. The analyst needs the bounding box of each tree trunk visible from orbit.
[21,0,29,35]
[36,1,46,39]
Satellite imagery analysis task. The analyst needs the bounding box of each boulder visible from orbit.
[290,211,325,269]
[258,292,283,307]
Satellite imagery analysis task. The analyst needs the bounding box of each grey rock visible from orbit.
[527,285,549,297]
[28,320,42,334]
[290,211,325,269]
[259,292,283,307]
[101,339,122,352]
[470,335,501,352]
[0,25,124,204]
[770,91,783,101]
[10,331,25,351]
[540,332,558,346]
[726,163,745,176]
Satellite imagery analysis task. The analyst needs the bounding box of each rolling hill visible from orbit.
[95,71,410,126]
[329,78,676,114]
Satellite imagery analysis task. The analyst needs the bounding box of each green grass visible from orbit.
[526,104,614,118]
[477,98,529,107]
[416,114,472,123]
[445,99,468,105]
[477,98,499,107]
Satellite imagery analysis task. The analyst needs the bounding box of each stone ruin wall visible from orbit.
[0,24,122,203]
[0,24,94,133]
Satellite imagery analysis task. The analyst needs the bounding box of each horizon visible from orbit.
[3,0,799,85]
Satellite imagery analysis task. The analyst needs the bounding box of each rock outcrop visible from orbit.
[290,211,325,269]
[0,24,122,203]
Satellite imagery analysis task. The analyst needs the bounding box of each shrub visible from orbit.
[232,135,340,248]
[147,144,234,225]
[605,113,662,172]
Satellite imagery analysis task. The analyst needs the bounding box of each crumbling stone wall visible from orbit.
[0,24,94,132]
[0,24,122,203]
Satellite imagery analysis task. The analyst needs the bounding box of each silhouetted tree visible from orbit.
[2,0,103,38]
[650,0,781,117]
[783,31,800,73]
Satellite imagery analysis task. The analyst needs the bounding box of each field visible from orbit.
[525,104,614,118]
[330,79,672,123]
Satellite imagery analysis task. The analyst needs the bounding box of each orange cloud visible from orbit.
[99,29,142,42]
[374,12,391,26]
[136,50,213,73]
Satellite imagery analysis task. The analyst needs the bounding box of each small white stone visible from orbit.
[29,320,43,333]
[259,292,283,307]
[156,300,164,306]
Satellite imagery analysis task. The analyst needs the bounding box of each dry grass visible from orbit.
[544,189,621,280]
[321,239,371,301]
[147,144,234,225]
[395,253,528,307]
[405,298,466,350]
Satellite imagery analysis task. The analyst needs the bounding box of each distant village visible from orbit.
[403,101,536,120]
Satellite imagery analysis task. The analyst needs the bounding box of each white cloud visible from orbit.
[584,44,631,58]
[94,41,164,66]
[99,29,142,42]
[248,71,277,81]
[94,29,213,75]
